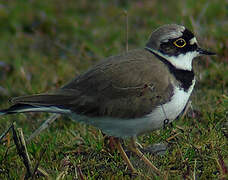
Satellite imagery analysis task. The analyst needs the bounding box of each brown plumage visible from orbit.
[12,49,174,118]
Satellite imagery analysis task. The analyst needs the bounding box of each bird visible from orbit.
[0,24,215,176]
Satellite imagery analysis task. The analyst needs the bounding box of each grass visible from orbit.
[0,0,227,179]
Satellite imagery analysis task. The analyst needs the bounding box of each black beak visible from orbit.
[197,47,216,56]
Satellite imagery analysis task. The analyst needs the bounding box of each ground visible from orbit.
[0,0,227,179]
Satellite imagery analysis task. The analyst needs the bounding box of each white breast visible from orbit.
[145,79,196,130]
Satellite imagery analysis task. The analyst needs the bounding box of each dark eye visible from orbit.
[173,38,186,48]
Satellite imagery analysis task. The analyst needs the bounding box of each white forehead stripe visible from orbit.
[190,37,197,45]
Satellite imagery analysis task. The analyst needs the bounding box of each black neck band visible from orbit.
[145,47,195,91]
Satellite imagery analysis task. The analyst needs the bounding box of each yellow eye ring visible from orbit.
[173,38,186,48]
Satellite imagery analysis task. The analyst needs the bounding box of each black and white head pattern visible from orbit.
[146,24,199,71]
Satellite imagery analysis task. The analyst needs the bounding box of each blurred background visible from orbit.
[0,0,227,179]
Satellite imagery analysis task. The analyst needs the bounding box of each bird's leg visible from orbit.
[128,137,162,176]
[113,137,137,174]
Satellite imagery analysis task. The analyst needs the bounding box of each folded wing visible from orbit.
[2,49,173,119]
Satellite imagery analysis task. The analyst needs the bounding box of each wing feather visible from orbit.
[10,49,174,118]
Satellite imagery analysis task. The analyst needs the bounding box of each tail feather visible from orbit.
[0,104,71,116]
[12,94,75,106]
[11,90,79,106]
[1,91,78,116]
[0,104,38,115]
[0,109,8,115]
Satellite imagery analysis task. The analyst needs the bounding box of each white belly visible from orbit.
[145,79,195,130]
[70,80,195,138]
